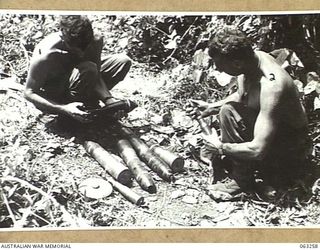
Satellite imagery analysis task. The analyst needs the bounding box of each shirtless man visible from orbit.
[25,15,133,123]
[192,26,309,199]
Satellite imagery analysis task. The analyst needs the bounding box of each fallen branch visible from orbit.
[0,176,82,227]
[0,187,17,226]
[244,201,257,226]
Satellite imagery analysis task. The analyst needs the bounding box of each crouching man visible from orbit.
[25,15,134,124]
[192,26,310,200]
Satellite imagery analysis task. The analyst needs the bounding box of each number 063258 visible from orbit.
[300,244,319,248]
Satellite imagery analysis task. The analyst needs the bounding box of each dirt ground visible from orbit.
[1,62,320,229]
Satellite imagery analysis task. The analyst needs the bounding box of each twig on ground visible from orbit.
[0,187,17,226]
[244,201,256,226]
[30,210,51,225]
[0,176,81,227]
[312,133,320,142]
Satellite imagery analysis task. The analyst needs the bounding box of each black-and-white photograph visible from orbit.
[1,11,320,229]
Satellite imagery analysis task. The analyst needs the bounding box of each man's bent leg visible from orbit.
[207,102,258,199]
[100,54,132,90]
[220,102,258,187]
[219,101,257,143]
[68,61,101,106]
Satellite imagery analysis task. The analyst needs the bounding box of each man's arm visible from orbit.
[209,91,240,108]
[191,91,240,118]
[220,77,282,160]
[24,55,90,123]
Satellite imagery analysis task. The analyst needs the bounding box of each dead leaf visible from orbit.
[314,96,320,110]
[0,77,24,92]
[32,31,43,40]
[182,195,198,204]
[304,80,319,95]
[171,190,185,199]
[118,37,129,48]
[149,113,163,125]
[171,109,193,129]
[185,189,200,197]
[207,190,233,201]
[151,124,175,135]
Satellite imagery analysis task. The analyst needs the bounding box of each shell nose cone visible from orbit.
[127,99,138,112]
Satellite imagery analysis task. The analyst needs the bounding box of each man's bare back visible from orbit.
[239,50,307,131]
[29,32,103,89]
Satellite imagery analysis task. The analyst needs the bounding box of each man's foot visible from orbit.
[212,156,232,183]
[253,176,278,201]
[104,96,120,106]
[206,178,244,201]
[87,97,137,117]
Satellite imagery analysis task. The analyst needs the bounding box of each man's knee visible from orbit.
[116,54,132,68]
[76,61,99,75]
[69,61,99,98]
[116,55,132,81]
[110,54,132,82]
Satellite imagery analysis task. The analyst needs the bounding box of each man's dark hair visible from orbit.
[208,26,254,60]
[59,15,93,50]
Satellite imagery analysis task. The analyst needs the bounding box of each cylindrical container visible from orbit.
[117,139,156,193]
[83,141,132,185]
[197,117,212,135]
[108,178,144,206]
[120,127,174,182]
[195,108,212,136]
[149,145,184,173]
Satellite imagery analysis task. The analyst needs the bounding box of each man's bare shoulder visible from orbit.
[28,52,72,83]
[30,49,69,68]
[31,33,70,66]
[33,32,62,52]
[257,51,293,88]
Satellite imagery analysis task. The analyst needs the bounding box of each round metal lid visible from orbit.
[79,177,113,199]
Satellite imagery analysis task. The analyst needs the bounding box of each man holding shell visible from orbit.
[191,26,310,200]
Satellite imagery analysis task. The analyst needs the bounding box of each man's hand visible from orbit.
[61,102,92,123]
[188,99,220,118]
[201,131,222,155]
[185,99,208,118]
